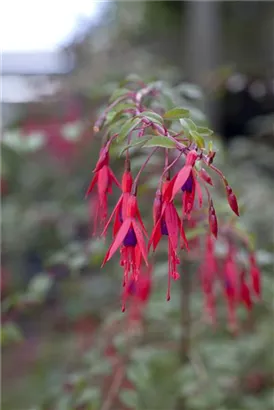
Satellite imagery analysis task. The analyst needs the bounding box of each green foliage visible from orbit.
[163,107,190,120]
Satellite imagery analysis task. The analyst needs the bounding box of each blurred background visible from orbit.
[1,1,274,410]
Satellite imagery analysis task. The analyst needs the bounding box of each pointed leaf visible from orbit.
[163,107,190,120]
[197,126,214,136]
[109,88,130,103]
[117,117,142,143]
[180,118,197,137]
[189,130,205,148]
[139,111,163,125]
[119,137,151,156]
[144,136,176,149]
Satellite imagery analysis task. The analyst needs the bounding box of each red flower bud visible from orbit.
[226,185,239,217]
[208,200,218,238]
[199,168,213,186]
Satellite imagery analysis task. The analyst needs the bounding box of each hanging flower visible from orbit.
[101,161,145,238]
[149,179,188,300]
[85,147,120,235]
[102,194,148,301]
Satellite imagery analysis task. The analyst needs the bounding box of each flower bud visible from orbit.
[226,185,239,216]
[200,168,213,186]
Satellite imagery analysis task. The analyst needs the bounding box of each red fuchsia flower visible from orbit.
[249,252,261,299]
[149,178,189,301]
[101,161,145,238]
[102,194,148,298]
[225,185,240,217]
[85,147,120,236]
[166,150,203,219]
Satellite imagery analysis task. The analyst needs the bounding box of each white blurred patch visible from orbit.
[226,73,247,93]
[248,81,266,100]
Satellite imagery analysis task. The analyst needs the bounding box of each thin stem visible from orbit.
[132,147,158,192]
[208,163,228,185]
[160,151,183,184]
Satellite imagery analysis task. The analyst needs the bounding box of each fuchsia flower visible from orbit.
[163,150,204,220]
[200,235,260,330]
[101,160,146,238]
[149,178,189,300]
[85,147,120,235]
[102,194,148,301]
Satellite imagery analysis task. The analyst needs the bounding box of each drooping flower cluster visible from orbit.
[200,234,261,330]
[85,79,261,322]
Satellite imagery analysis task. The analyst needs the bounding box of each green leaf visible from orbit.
[107,118,128,135]
[163,107,190,120]
[117,117,142,143]
[119,137,151,156]
[109,88,130,103]
[197,126,214,137]
[139,111,163,125]
[113,102,136,112]
[119,389,138,409]
[144,136,176,149]
[189,130,205,148]
[180,118,197,137]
